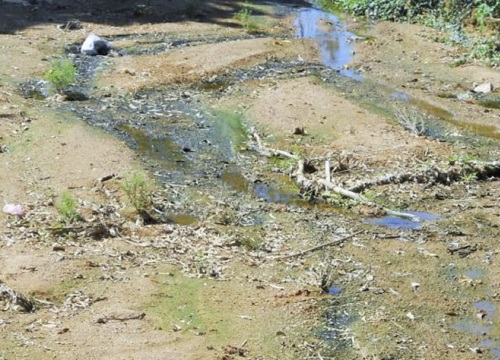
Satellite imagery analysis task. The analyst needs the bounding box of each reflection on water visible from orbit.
[295,7,361,80]
[363,211,440,230]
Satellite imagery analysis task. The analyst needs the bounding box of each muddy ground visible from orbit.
[0,0,499,359]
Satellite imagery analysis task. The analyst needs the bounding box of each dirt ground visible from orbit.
[0,0,499,359]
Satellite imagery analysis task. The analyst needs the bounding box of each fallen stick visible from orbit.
[293,159,419,221]
[325,160,331,183]
[252,132,298,159]
[318,178,420,222]
[277,230,363,259]
[96,312,146,324]
[98,173,116,183]
[349,161,500,193]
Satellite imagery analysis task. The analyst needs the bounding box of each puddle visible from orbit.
[479,339,500,357]
[463,268,485,280]
[327,286,342,296]
[362,211,440,230]
[474,300,496,320]
[295,6,361,80]
[391,92,410,101]
[451,300,499,358]
[451,319,490,336]
[221,169,299,203]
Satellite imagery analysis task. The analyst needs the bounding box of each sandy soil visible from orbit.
[0,1,499,359]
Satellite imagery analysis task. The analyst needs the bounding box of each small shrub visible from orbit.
[57,191,79,223]
[44,58,77,93]
[394,107,427,136]
[234,4,260,33]
[234,6,252,23]
[475,3,494,25]
[461,172,477,183]
[120,172,152,213]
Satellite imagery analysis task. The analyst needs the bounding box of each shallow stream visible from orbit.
[32,1,500,357]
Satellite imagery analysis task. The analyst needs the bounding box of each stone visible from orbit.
[81,33,112,56]
[473,82,493,94]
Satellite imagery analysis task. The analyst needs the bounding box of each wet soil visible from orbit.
[0,0,499,359]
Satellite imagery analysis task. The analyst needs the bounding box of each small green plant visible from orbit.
[234,5,252,23]
[323,191,358,208]
[461,172,477,183]
[57,191,79,223]
[239,236,262,251]
[448,153,460,165]
[475,3,494,26]
[44,58,77,93]
[234,4,260,33]
[120,172,152,213]
[463,154,479,165]
[269,155,296,172]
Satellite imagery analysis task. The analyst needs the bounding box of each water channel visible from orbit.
[50,1,499,357]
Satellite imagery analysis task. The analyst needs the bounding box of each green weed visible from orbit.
[57,191,79,223]
[323,191,359,208]
[239,236,263,251]
[44,58,77,93]
[269,155,296,173]
[475,3,495,26]
[120,172,152,213]
[234,4,260,33]
[461,172,477,183]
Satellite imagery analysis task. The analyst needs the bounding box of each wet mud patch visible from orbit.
[316,296,358,358]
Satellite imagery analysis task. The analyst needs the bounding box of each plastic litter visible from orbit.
[3,203,25,217]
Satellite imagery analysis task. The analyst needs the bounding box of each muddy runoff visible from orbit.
[23,2,500,359]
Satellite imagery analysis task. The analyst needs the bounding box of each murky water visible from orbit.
[117,124,188,170]
[295,7,361,80]
[221,169,299,203]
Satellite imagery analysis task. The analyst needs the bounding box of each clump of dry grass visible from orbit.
[394,107,427,136]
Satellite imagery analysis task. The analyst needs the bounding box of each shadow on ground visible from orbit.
[0,0,311,33]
